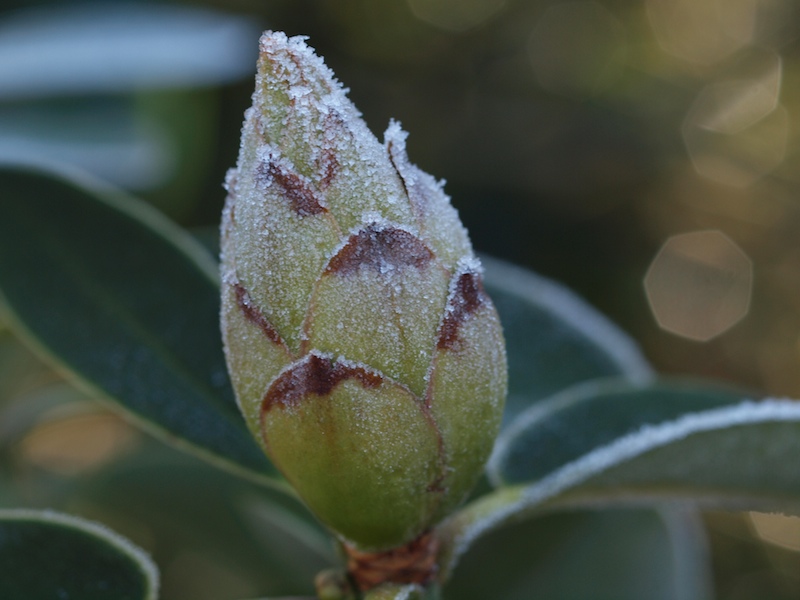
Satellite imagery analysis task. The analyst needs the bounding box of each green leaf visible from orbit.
[0,509,158,600]
[490,378,744,484]
[0,164,283,488]
[481,256,652,426]
[488,379,800,509]
[438,380,800,578]
[443,507,712,600]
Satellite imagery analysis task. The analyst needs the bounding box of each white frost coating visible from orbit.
[480,255,654,382]
[448,398,800,570]
[384,119,409,149]
[456,254,484,275]
[251,33,413,234]
[356,214,420,238]
[0,508,160,599]
[258,33,335,91]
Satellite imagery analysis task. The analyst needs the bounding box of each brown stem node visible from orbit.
[344,530,440,592]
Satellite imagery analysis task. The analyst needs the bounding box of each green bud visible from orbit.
[220,32,507,552]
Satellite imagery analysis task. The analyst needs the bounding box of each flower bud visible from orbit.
[220,32,506,552]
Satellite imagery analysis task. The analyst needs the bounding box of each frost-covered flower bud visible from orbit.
[221,32,506,554]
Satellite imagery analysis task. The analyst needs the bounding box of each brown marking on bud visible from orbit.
[225,196,236,227]
[387,137,431,225]
[387,139,413,199]
[437,271,486,351]
[234,283,284,346]
[325,225,434,276]
[263,353,383,412]
[344,530,440,591]
[257,158,327,217]
[319,148,338,189]
[318,110,344,189]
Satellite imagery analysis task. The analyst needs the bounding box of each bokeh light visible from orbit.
[682,52,788,188]
[644,230,753,341]
[646,0,758,65]
[528,1,626,96]
[407,0,506,32]
[18,410,139,475]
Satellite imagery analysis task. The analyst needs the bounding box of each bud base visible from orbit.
[344,530,440,591]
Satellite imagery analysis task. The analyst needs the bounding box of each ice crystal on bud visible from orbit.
[220,31,507,557]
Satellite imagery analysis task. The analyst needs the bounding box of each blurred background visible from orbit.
[1,0,799,598]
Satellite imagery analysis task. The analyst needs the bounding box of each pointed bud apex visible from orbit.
[221,31,507,556]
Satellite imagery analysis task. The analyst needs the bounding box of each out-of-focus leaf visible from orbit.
[443,506,712,600]
[0,328,58,409]
[0,4,260,99]
[0,509,158,600]
[64,443,329,600]
[0,101,174,191]
[481,256,653,426]
[0,164,283,488]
